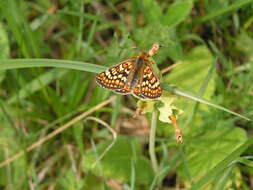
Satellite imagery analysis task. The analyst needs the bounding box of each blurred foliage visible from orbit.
[83,136,153,185]
[0,0,253,189]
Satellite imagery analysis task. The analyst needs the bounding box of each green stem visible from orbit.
[149,110,158,173]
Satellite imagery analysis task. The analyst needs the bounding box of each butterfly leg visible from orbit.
[133,101,147,118]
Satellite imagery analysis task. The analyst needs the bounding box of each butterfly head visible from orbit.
[148,43,161,57]
[138,51,149,58]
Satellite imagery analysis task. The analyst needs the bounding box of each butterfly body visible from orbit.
[96,44,162,99]
[129,54,146,89]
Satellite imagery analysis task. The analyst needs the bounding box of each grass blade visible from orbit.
[7,69,69,104]
[0,59,106,73]
[1,0,41,57]
[162,84,250,121]
[193,0,253,24]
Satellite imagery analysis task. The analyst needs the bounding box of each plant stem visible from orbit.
[149,110,159,173]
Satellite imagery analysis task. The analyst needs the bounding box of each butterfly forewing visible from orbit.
[139,63,162,99]
[96,58,135,91]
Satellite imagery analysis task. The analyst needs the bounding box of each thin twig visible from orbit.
[86,116,117,168]
[161,61,182,74]
[0,96,116,168]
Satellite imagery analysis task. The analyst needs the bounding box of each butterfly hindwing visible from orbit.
[132,83,146,99]
[115,86,131,95]
[96,58,135,91]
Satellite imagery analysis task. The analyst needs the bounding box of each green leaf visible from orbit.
[235,30,253,62]
[82,173,107,190]
[140,0,162,24]
[165,46,215,98]
[164,45,216,126]
[162,45,250,121]
[57,170,84,190]
[189,136,253,190]
[163,0,193,27]
[178,124,247,183]
[83,136,153,185]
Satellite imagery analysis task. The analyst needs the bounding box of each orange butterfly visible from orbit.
[96,43,162,99]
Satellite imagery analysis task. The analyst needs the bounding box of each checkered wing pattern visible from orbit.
[96,59,135,93]
[96,43,163,99]
[139,64,162,99]
[132,83,145,99]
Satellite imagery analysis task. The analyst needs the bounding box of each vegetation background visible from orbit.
[0,0,253,189]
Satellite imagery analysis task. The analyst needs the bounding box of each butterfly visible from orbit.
[96,43,162,99]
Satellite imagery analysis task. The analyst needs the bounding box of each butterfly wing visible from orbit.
[96,58,136,93]
[96,56,162,99]
[132,82,146,99]
[139,63,162,99]
[114,87,131,95]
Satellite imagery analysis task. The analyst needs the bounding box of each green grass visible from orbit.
[0,0,253,189]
